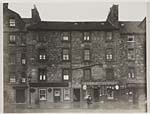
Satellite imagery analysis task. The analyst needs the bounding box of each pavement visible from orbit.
[4,101,147,113]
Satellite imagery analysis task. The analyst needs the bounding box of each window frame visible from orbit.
[127,35,135,42]
[9,35,16,44]
[9,53,16,64]
[39,89,47,101]
[106,49,113,61]
[9,72,16,83]
[127,49,135,61]
[21,53,26,65]
[62,69,70,81]
[105,32,113,42]
[38,69,47,82]
[63,88,71,100]
[106,68,114,80]
[9,18,15,27]
[83,48,90,61]
[83,68,91,81]
[83,32,90,42]
[62,32,70,42]
[38,48,47,62]
[62,48,70,61]
[128,67,135,79]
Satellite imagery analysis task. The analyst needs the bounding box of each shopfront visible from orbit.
[82,81,120,102]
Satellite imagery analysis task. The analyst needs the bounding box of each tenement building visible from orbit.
[3,3,146,107]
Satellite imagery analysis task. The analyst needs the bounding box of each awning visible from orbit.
[82,81,118,86]
[29,82,69,87]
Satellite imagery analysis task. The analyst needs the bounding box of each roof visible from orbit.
[119,21,145,34]
[27,21,117,31]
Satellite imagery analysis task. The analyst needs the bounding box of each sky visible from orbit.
[8,1,147,21]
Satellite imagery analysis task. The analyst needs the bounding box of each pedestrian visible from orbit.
[87,95,92,105]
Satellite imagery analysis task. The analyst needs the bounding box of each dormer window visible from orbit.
[9,18,15,27]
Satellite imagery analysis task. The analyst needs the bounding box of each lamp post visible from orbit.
[27,74,32,108]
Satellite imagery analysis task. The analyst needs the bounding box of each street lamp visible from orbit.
[27,74,32,108]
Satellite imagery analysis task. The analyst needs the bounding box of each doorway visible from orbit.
[16,89,25,103]
[73,89,80,102]
[94,88,99,102]
[53,89,61,103]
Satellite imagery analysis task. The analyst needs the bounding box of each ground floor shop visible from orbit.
[6,82,146,106]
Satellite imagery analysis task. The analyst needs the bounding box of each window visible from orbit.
[62,32,70,41]
[9,19,15,27]
[106,32,112,41]
[9,54,16,64]
[106,49,113,61]
[106,69,114,80]
[127,35,134,42]
[84,49,90,61]
[62,49,70,61]
[39,34,47,42]
[127,49,135,61]
[128,67,135,79]
[9,35,16,44]
[64,88,71,100]
[83,69,91,81]
[38,69,47,82]
[21,53,26,65]
[21,35,26,45]
[39,89,46,100]
[9,73,16,83]
[83,32,90,41]
[39,49,47,61]
[21,72,26,83]
[62,69,70,81]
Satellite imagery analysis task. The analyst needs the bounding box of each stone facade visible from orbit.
[3,3,146,109]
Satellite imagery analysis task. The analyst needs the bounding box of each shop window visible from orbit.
[9,18,15,27]
[9,35,16,44]
[39,89,46,100]
[21,53,26,65]
[38,69,47,82]
[62,49,70,61]
[62,69,70,81]
[9,72,16,83]
[38,49,47,62]
[62,32,70,41]
[106,32,112,41]
[83,49,90,61]
[83,68,91,81]
[9,54,16,64]
[83,32,90,41]
[128,67,135,79]
[127,49,135,61]
[106,49,113,61]
[106,68,114,80]
[64,88,71,100]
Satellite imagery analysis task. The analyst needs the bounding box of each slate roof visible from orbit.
[27,21,117,31]
[119,21,146,34]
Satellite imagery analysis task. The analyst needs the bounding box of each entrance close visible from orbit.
[73,89,80,102]
[94,88,99,102]
[16,89,25,103]
[54,89,61,103]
